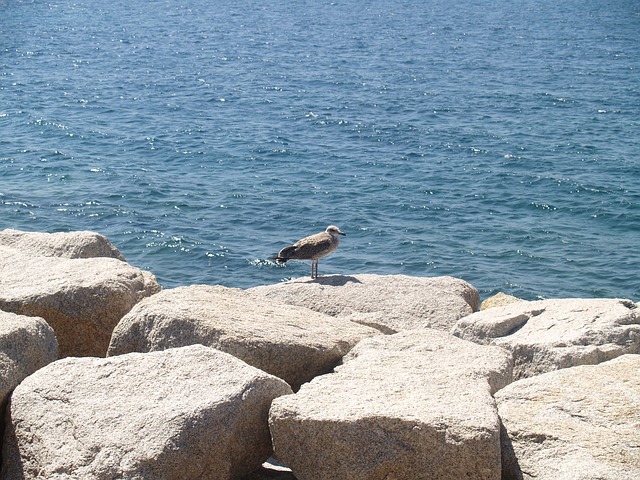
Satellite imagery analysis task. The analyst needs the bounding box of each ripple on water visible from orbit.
[1,0,639,299]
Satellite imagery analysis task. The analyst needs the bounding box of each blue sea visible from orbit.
[1,0,639,301]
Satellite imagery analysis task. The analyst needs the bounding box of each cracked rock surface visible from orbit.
[452,298,640,379]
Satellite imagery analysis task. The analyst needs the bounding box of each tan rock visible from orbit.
[1,345,293,480]
[452,298,640,379]
[480,292,524,311]
[0,310,58,409]
[0,229,125,260]
[497,355,640,480]
[248,274,479,333]
[0,246,160,357]
[108,285,379,390]
[269,329,513,480]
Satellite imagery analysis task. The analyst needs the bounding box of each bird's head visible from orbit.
[326,225,346,237]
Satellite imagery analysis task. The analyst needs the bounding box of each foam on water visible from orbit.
[1,0,639,300]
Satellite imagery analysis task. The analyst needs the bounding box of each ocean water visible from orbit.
[1,0,639,301]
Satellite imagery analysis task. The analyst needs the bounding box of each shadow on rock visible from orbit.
[500,419,524,480]
[304,275,363,286]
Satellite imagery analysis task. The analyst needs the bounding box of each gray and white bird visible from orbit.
[273,225,346,279]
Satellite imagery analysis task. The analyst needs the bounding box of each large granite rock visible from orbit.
[248,274,480,334]
[0,311,58,466]
[2,345,292,480]
[0,246,160,357]
[269,329,513,480]
[0,229,125,260]
[452,298,640,379]
[108,285,379,390]
[0,310,58,418]
[497,354,640,480]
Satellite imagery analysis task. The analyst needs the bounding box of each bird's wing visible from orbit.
[290,232,333,259]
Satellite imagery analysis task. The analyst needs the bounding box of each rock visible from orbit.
[0,310,58,419]
[0,310,58,399]
[241,459,297,480]
[497,355,640,480]
[452,298,640,379]
[108,285,379,390]
[269,329,513,480]
[248,274,479,334]
[0,229,125,260]
[480,292,524,311]
[2,345,293,480]
[0,246,160,357]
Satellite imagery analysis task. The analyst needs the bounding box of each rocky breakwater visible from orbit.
[0,229,160,357]
[2,229,639,479]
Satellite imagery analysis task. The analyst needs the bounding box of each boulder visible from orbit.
[2,345,293,480]
[452,298,640,379]
[248,274,480,334]
[497,354,640,480]
[0,229,125,260]
[480,292,524,311]
[0,310,58,399]
[108,285,379,390]
[0,246,160,357]
[0,310,58,418]
[269,329,513,480]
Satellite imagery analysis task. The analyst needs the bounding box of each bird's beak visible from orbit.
[339,230,346,236]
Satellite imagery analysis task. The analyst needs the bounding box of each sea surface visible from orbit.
[1,0,639,301]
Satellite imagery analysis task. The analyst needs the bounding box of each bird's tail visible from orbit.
[271,245,297,265]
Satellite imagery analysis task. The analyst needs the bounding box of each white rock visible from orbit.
[1,345,293,480]
[0,246,160,357]
[248,274,479,333]
[0,229,125,260]
[108,285,379,390]
[269,329,513,480]
[241,459,296,480]
[452,298,640,379]
[497,355,640,480]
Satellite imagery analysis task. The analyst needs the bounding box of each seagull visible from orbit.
[273,225,346,279]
